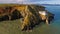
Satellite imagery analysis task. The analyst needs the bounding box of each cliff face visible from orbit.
[16,5,41,31]
[14,5,54,31]
[0,5,54,31]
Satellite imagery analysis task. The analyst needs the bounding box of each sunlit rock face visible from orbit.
[39,11,47,20]
[39,11,47,16]
[39,10,54,24]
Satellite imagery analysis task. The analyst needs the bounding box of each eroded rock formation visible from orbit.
[0,5,54,31]
[14,5,54,31]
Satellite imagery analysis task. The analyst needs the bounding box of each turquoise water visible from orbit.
[39,6,60,34]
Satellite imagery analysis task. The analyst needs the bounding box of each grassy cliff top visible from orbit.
[0,4,45,7]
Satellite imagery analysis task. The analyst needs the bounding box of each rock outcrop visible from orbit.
[0,4,54,31]
[14,5,41,31]
[14,5,54,31]
[39,10,54,24]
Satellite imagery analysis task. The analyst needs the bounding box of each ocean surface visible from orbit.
[38,5,60,34]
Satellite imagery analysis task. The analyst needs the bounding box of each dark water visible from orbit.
[39,6,60,34]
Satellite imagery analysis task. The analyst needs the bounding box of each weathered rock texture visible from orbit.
[0,5,54,31]
[14,5,54,31]
[14,5,41,31]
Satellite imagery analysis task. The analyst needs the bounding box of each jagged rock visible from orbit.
[14,5,41,31]
[14,5,54,31]
[0,5,54,31]
[39,10,54,24]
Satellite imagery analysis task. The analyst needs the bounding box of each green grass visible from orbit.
[0,19,46,34]
[0,19,56,34]
[0,4,19,7]
[0,4,44,34]
[0,4,59,34]
[0,19,60,34]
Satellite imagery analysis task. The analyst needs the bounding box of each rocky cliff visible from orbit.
[0,4,54,31]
